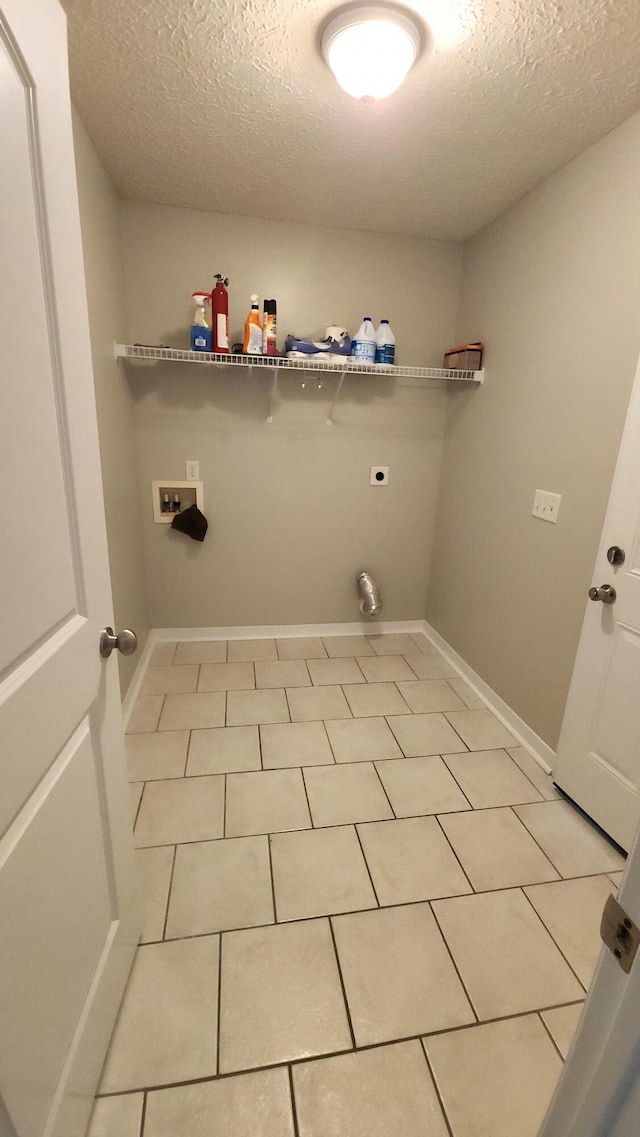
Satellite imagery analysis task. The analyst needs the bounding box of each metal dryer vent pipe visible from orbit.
[357,571,383,618]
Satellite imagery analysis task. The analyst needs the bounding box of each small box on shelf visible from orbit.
[443,342,484,371]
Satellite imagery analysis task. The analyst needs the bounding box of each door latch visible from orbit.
[601,893,639,974]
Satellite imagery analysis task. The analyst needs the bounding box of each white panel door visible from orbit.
[539,825,639,1137]
[0,2,138,1136]
[554,350,640,851]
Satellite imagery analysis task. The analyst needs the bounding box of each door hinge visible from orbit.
[601,893,639,974]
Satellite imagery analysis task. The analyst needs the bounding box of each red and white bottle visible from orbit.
[212,274,229,354]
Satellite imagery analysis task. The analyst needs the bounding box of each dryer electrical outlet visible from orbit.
[370,466,389,486]
[532,489,561,523]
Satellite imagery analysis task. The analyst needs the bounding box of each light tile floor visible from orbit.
[90,633,626,1137]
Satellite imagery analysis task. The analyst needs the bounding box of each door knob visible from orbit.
[99,627,138,658]
[588,585,616,604]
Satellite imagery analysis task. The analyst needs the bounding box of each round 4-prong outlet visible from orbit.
[370,466,389,486]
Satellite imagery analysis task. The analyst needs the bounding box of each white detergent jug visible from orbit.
[375,320,396,365]
[352,317,376,363]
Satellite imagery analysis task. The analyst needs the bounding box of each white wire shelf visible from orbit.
[114,342,484,424]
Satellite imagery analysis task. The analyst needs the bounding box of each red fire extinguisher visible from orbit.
[212,274,229,354]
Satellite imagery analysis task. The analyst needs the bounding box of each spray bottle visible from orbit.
[243,294,263,355]
[262,299,277,356]
[212,274,229,354]
[190,292,212,352]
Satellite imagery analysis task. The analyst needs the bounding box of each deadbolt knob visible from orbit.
[606,545,625,565]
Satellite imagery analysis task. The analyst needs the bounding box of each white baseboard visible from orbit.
[121,629,158,729]
[153,620,426,642]
[420,620,555,775]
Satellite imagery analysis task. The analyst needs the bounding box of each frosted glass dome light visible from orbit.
[322,5,422,101]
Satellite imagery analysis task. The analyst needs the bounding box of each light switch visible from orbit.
[532,489,561,523]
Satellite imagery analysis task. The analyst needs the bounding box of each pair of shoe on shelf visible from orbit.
[285,324,352,364]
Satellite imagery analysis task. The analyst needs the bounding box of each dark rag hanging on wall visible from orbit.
[171,505,208,542]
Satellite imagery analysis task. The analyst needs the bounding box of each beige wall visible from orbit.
[119,203,463,628]
[428,111,640,749]
[72,111,150,694]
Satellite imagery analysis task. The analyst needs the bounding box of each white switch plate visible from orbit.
[532,489,561,523]
[186,459,199,481]
[370,466,389,485]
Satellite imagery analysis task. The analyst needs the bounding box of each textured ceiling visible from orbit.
[64,0,640,240]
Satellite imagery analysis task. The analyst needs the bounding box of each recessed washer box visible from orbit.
[152,479,204,524]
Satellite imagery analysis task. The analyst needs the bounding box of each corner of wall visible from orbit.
[72,109,151,697]
[427,111,640,748]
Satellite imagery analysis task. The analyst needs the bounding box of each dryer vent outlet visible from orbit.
[358,571,383,618]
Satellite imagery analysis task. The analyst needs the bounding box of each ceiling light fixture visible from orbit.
[321,4,423,102]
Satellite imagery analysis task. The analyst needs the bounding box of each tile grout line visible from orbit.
[287,1065,301,1137]
[139,1089,147,1137]
[282,685,293,726]
[157,693,166,731]
[267,833,279,922]
[537,1009,568,1064]
[370,761,398,820]
[353,824,381,908]
[97,999,587,1100]
[432,814,476,895]
[519,887,588,994]
[299,762,315,829]
[383,712,410,757]
[439,747,545,809]
[318,718,337,765]
[506,804,566,878]
[328,916,357,1051]
[160,844,178,941]
[432,755,475,813]
[132,807,625,890]
[128,750,562,783]
[127,751,560,783]
[137,872,611,938]
[258,723,265,771]
[215,930,223,1076]
[441,713,472,754]
[420,1041,456,1137]
[497,746,555,802]
[428,901,479,1025]
[391,678,412,714]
